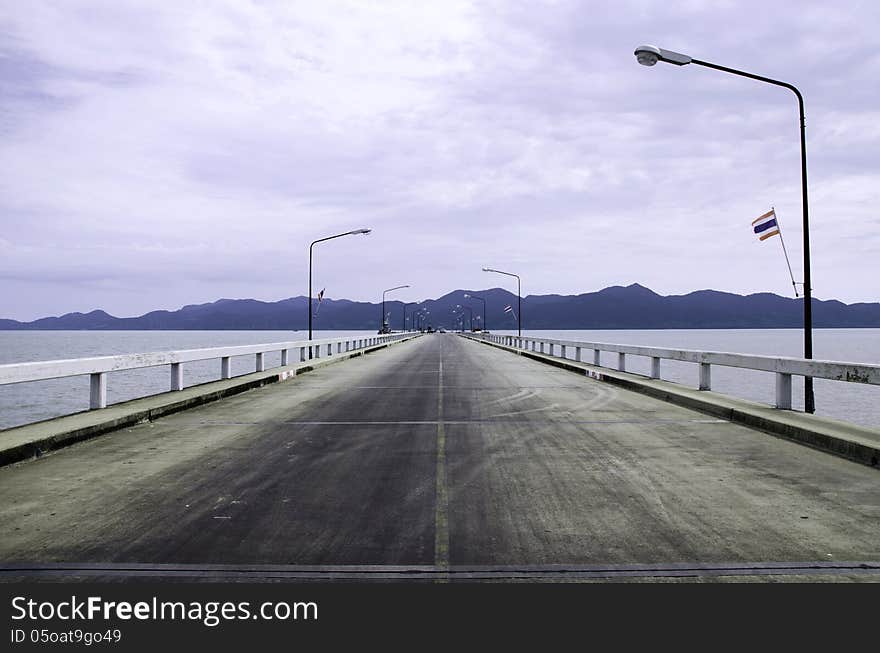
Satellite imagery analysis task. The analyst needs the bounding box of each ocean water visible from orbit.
[0,329,878,430]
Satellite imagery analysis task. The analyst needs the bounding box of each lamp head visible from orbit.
[634,45,660,66]
[634,44,692,67]
[351,228,371,235]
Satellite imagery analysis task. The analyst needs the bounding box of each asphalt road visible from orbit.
[1,334,878,580]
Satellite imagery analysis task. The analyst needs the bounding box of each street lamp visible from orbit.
[417,310,430,331]
[483,267,521,337]
[403,301,420,332]
[453,304,473,331]
[464,293,487,332]
[380,285,409,333]
[451,309,463,333]
[309,229,371,354]
[634,44,815,413]
[450,307,461,332]
[462,306,473,331]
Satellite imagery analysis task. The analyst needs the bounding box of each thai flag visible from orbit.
[752,209,780,241]
[503,305,513,313]
[317,288,325,302]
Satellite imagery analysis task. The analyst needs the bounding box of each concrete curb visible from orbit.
[464,335,880,469]
[0,335,421,468]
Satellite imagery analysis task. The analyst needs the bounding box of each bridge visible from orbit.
[1,333,879,582]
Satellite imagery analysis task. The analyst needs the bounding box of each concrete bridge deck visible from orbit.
[1,334,878,581]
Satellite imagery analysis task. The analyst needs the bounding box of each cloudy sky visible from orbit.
[2,0,878,320]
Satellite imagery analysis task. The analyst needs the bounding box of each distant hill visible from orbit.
[2,284,879,330]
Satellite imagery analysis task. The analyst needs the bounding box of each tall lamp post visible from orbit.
[634,44,814,413]
[309,229,371,355]
[417,310,430,331]
[483,267,521,338]
[403,301,419,332]
[464,293,487,332]
[409,306,422,331]
[380,285,409,333]
[451,310,463,333]
[454,304,474,331]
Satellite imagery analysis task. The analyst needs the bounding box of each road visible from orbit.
[1,334,878,580]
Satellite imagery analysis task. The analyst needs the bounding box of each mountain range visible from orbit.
[2,284,879,330]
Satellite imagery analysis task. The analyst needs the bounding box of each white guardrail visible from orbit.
[470,333,880,410]
[0,333,413,411]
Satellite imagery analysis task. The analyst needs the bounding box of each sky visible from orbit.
[2,0,879,321]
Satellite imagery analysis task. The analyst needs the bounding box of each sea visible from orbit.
[0,329,878,430]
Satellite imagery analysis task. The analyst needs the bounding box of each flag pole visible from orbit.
[773,207,799,297]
